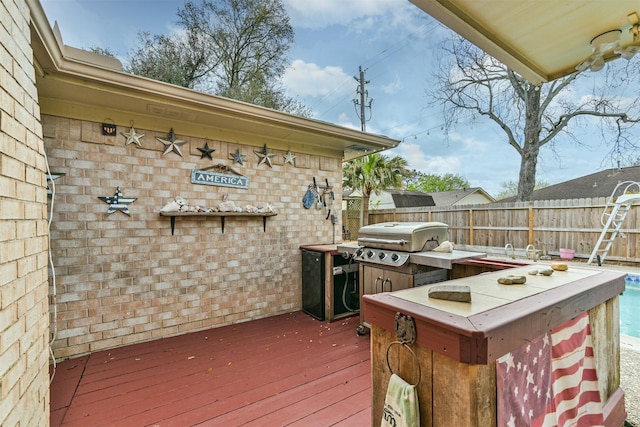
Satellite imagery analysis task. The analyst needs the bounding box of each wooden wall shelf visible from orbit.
[159,211,277,235]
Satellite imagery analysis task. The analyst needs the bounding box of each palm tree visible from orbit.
[343,153,410,226]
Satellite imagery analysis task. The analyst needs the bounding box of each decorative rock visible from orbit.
[160,197,188,213]
[497,275,527,285]
[428,284,471,302]
[539,268,554,276]
[528,270,539,275]
[218,200,241,212]
[432,241,454,253]
[551,262,568,271]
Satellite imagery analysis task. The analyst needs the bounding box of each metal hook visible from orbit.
[385,341,421,387]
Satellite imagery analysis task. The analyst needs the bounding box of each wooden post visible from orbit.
[469,209,474,246]
[528,206,534,244]
[371,325,495,426]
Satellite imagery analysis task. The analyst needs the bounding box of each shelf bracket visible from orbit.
[170,216,176,235]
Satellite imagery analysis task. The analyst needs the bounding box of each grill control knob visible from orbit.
[391,253,399,262]
[378,252,386,260]
[366,250,375,258]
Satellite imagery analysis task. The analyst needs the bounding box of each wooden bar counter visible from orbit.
[363,265,627,426]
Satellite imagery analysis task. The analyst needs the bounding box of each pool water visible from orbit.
[621,274,640,338]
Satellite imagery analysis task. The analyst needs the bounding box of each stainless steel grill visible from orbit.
[355,222,449,267]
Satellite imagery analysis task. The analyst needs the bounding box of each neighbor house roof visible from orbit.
[387,190,436,208]
[498,167,640,202]
[426,187,495,206]
[345,188,495,209]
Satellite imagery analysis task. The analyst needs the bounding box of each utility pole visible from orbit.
[353,66,373,132]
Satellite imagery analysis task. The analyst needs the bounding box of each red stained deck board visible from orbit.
[180,360,371,426]
[67,341,368,426]
[240,374,371,427]
[50,312,373,427]
[62,322,364,422]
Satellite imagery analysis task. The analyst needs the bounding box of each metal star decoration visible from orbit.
[98,187,137,215]
[156,128,187,157]
[197,142,216,160]
[121,125,144,147]
[283,150,296,165]
[254,144,274,167]
[230,148,246,165]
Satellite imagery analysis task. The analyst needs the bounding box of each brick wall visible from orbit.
[0,0,51,426]
[43,115,343,359]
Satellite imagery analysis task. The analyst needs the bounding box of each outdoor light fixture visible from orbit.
[101,118,117,136]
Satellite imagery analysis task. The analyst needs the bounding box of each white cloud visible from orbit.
[380,74,403,95]
[336,113,360,130]
[282,60,352,98]
[391,142,462,173]
[447,132,490,151]
[284,0,415,30]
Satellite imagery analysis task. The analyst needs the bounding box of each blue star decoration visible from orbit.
[98,187,137,215]
[230,148,246,165]
[198,142,216,160]
[156,128,187,157]
[254,144,274,167]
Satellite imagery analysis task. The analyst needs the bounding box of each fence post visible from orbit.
[469,209,474,246]
[528,206,534,244]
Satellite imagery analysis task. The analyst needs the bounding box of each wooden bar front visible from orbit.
[364,266,627,426]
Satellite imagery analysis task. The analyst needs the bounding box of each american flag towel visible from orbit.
[496,312,604,427]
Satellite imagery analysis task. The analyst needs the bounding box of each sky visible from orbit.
[39,0,638,198]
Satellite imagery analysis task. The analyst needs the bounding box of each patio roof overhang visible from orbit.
[27,0,399,161]
[409,0,640,84]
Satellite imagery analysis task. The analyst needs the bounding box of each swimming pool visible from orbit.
[621,274,640,338]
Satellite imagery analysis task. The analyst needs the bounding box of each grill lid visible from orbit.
[357,221,449,252]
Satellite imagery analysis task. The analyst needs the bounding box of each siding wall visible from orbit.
[43,115,342,359]
[0,0,51,425]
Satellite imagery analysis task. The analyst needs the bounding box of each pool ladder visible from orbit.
[588,181,640,265]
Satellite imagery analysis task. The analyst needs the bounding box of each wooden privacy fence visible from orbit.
[364,197,640,263]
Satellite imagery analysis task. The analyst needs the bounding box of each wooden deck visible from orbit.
[50,312,371,426]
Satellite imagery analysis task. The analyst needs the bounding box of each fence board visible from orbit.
[363,197,640,263]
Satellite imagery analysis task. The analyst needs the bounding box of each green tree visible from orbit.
[432,37,640,201]
[126,31,212,89]
[89,46,117,58]
[343,154,410,225]
[406,172,470,192]
[124,0,309,115]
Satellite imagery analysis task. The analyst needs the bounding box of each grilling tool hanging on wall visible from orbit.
[322,179,334,220]
[302,177,323,209]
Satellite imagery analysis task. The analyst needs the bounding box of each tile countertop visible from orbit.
[363,265,626,364]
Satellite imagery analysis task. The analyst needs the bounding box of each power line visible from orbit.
[311,21,439,120]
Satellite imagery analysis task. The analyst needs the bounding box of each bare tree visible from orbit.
[177,0,302,111]
[126,31,215,90]
[431,37,640,201]
[124,0,309,115]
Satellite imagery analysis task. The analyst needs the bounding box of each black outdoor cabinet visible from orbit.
[301,248,359,321]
